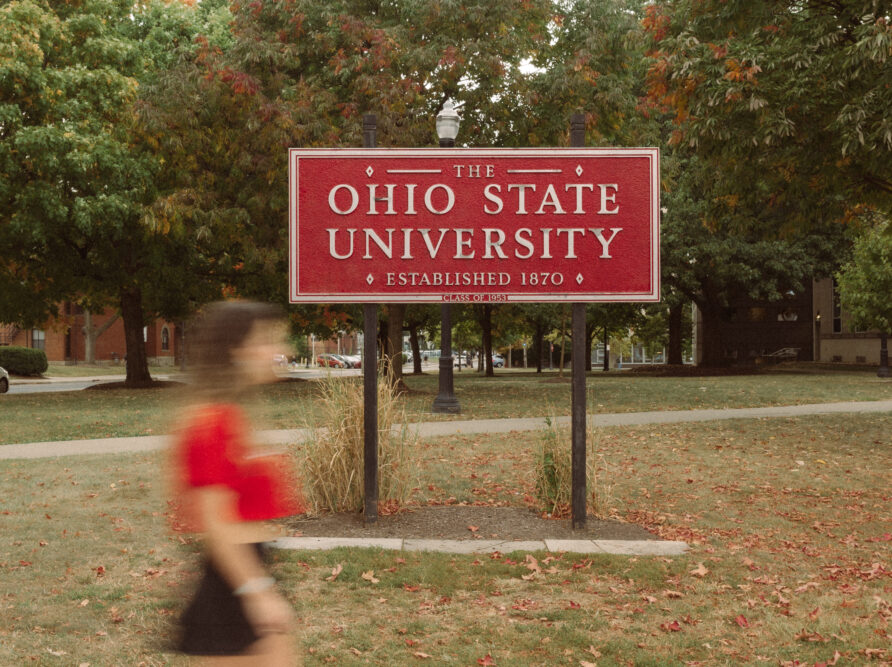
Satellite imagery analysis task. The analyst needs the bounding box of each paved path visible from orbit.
[3,399,890,460]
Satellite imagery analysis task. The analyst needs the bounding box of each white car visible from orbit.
[0,366,8,393]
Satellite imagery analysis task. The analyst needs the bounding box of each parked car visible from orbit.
[336,354,361,368]
[491,353,505,368]
[316,353,345,368]
[0,366,8,393]
[453,351,473,368]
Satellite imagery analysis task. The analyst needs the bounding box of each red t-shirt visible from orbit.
[175,404,304,530]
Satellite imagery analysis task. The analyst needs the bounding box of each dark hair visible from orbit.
[188,301,283,397]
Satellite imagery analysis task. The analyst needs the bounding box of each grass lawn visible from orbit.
[40,363,177,378]
[1,368,890,446]
[0,412,889,664]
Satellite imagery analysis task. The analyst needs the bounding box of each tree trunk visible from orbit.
[585,323,595,371]
[385,303,406,388]
[535,325,544,373]
[878,332,889,379]
[557,306,568,377]
[82,308,120,364]
[481,304,494,377]
[120,288,152,387]
[408,325,423,374]
[667,302,684,365]
[697,302,726,367]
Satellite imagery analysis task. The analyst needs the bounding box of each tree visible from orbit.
[405,304,438,375]
[519,0,652,148]
[659,154,841,365]
[836,215,892,377]
[143,0,558,381]
[0,0,214,386]
[644,1,892,228]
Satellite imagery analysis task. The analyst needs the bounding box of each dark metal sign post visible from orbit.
[570,114,587,529]
[362,114,378,523]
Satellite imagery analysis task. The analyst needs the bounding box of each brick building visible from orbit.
[691,279,886,366]
[0,302,180,366]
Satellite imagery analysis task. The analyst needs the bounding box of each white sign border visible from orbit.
[289,147,660,303]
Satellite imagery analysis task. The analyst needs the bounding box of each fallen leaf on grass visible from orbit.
[580,662,597,667]
[663,590,684,598]
[325,564,342,582]
[468,525,479,533]
[361,570,379,584]
[690,563,709,578]
[413,652,432,659]
[477,655,496,666]
[660,620,682,632]
[586,645,602,658]
[735,615,749,628]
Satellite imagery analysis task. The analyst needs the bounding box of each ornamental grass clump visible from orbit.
[533,416,613,518]
[298,372,417,515]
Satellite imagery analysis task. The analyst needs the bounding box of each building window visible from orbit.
[31,329,46,351]
[161,327,170,351]
[831,278,842,333]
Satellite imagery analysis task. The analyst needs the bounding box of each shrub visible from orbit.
[533,417,613,518]
[297,374,417,515]
[0,346,48,376]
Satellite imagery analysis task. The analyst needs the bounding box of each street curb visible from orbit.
[268,536,689,556]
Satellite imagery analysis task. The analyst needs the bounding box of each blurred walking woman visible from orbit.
[172,301,303,665]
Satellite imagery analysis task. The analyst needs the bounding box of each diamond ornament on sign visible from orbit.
[575,165,583,176]
[366,166,374,177]
[576,274,584,284]
[366,274,374,285]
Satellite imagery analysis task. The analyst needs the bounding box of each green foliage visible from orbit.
[140,0,556,318]
[836,215,892,333]
[0,0,215,383]
[645,1,892,227]
[0,346,48,376]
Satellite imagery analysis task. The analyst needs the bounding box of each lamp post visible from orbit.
[432,99,461,413]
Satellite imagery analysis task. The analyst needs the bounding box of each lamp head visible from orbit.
[436,99,461,146]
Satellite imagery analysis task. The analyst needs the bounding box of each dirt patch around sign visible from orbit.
[286,505,657,542]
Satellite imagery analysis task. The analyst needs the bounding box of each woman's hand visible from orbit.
[240,589,295,636]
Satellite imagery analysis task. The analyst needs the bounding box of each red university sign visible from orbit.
[289,148,659,303]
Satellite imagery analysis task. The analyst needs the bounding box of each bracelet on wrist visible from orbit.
[233,576,275,596]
